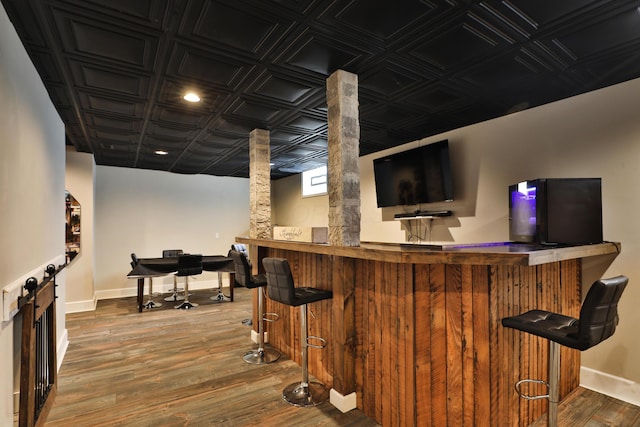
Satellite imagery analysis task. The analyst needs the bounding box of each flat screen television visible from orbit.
[509,178,603,244]
[373,140,453,208]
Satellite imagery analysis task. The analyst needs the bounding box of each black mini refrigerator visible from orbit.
[509,178,603,245]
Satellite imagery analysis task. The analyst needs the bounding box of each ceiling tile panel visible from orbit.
[332,0,436,39]
[201,133,243,147]
[3,0,640,178]
[287,114,327,132]
[231,99,281,122]
[89,115,139,131]
[168,45,250,89]
[70,62,149,97]
[80,93,143,117]
[147,123,197,140]
[83,0,165,25]
[188,145,229,156]
[552,8,640,58]
[284,33,364,75]
[253,75,313,103]
[359,64,423,97]
[270,130,304,142]
[402,85,463,111]
[52,11,158,69]
[501,0,602,27]
[301,137,327,150]
[92,130,136,143]
[409,14,511,71]
[152,106,209,128]
[189,1,279,53]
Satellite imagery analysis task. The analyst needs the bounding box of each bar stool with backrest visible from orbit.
[230,250,280,364]
[208,244,247,302]
[501,275,628,427]
[227,244,250,291]
[174,254,203,310]
[262,257,333,407]
[162,249,184,302]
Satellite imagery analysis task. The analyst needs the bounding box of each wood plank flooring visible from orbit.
[43,287,378,427]
[529,387,640,427]
[36,286,639,426]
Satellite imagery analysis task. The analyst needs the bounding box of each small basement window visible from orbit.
[301,165,327,197]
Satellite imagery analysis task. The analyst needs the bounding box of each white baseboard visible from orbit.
[57,328,69,371]
[65,295,97,313]
[13,391,19,415]
[250,329,269,344]
[580,366,640,407]
[330,389,357,413]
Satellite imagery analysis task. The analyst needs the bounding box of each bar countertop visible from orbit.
[236,237,620,266]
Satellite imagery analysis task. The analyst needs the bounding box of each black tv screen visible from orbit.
[373,140,454,208]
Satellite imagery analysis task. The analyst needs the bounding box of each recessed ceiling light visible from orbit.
[155,150,168,155]
[183,91,201,103]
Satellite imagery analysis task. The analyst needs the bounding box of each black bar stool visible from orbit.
[230,250,280,364]
[162,249,185,302]
[502,275,627,427]
[262,257,333,407]
[174,254,203,310]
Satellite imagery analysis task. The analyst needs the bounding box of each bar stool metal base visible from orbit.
[283,381,329,407]
[210,290,229,302]
[164,274,185,301]
[144,300,162,309]
[144,278,162,308]
[242,287,279,364]
[175,301,198,310]
[243,348,280,365]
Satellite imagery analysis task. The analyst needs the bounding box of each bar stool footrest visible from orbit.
[307,335,327,349]
[515,378,549,400]
[264,312,279,323]
[164,293,185,301]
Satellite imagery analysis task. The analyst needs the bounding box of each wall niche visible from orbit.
[65,190,80,262]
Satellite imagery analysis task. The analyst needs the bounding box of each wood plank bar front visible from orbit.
[241,238,619,426]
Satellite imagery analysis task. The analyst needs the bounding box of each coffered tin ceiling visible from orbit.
[4,0,640,178]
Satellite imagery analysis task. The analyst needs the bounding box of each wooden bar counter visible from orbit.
[236,237,620,426]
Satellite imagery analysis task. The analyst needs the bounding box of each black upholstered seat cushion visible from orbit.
[262,257,332,307]
[501,310,581,349]
[176,254,203,277]
[502,275,627,351]
[230,250,267,289]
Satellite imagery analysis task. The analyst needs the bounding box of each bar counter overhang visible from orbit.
[236,237,620,426]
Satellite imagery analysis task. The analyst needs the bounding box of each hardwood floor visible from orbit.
[39,286,639,426]
[529,387,640,427]
[44,286,378,427]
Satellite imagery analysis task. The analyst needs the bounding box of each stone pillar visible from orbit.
[249,129,271,240]
[326,70,360,247]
